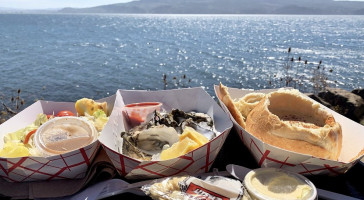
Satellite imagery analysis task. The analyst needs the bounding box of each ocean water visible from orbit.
[0,14,363,109]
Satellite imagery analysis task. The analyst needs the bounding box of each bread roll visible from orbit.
[235,92,265,119]
[218,83,247,128]
[246,89,342,160]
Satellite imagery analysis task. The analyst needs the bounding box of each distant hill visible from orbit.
[60,0,364,15]
[0,7,61,14]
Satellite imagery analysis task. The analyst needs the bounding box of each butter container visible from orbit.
[244,168,317,200]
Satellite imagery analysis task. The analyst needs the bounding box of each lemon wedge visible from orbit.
[0,142,30,158]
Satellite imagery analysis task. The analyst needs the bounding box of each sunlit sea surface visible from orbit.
[0,14,363,108]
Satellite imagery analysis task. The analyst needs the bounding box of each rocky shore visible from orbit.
[1,87,364,125]
[308,88,364,125]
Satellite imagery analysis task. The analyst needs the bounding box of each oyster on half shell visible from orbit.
[121,109,217,161]
[121,125,179,160]
[148,109,216,140]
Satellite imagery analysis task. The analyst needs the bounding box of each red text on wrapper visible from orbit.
[186,183,228,200]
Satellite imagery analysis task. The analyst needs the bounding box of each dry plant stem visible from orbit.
[2,102,17,115]
[278,47,331,94]
[0,89,24,124]
[162,74,190,90]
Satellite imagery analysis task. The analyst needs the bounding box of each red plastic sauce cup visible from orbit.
[124,102,162,127]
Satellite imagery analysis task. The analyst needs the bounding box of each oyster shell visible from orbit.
[121,109,217,161]
[125,126,178,150]
[149,109,215,138]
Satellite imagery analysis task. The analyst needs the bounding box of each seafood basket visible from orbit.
[99,87,233,179]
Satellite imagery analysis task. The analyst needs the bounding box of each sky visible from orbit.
[0,0,134,10]
[1,0,364,10]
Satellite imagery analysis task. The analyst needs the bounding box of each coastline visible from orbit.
[2,87,364,125]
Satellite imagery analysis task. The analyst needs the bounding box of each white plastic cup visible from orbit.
[34,116,97,157]
[244,168,317,200]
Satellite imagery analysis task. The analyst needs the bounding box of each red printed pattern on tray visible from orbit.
[102,130,229,179]
[237,129,349,175]
[0,143,99,182]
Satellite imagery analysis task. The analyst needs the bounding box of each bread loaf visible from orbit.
[218,83,264,129]
[235,92,265,119]
[218,83,247,128]
[246,89,342,160]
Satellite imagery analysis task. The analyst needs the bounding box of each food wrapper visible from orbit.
[214,85,364,176]
[98,88,233,179]
[142,175,247,200]
[0,95,115,182]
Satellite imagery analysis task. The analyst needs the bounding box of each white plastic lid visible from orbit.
[34,116,97,157]
[244,168,317,200]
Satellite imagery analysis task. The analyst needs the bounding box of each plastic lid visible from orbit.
[34,116,97,157]
[244,168,317,200]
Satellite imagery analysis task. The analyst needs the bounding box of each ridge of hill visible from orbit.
[59,0,364,15]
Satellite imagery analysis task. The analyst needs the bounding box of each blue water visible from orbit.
[0,14,364,109]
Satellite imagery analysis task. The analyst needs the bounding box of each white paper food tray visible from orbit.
[0,95,115,182]
[214,85,364,176]
[98,88,233,179]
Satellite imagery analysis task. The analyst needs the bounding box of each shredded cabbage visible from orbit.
[0,109,109,158]
[82,109,109,132]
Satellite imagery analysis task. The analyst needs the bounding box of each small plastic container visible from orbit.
[244,168,317,200]
[124,102,162,127]
[34,116,98,157]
